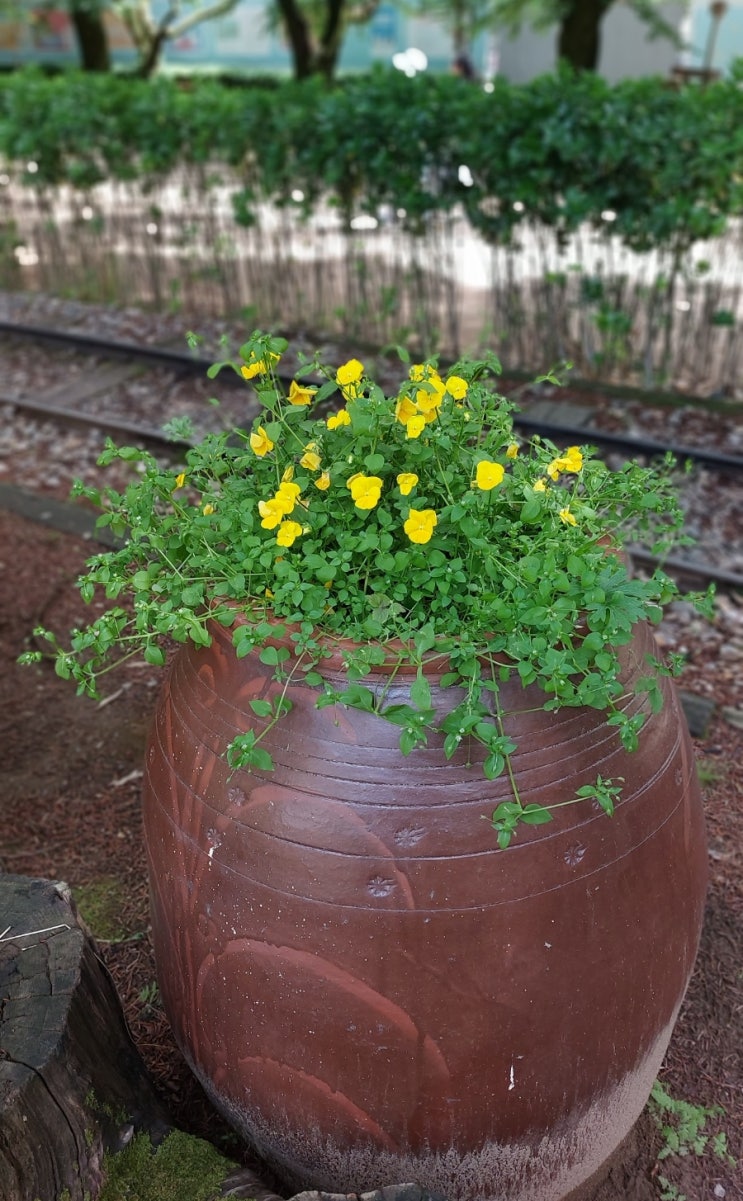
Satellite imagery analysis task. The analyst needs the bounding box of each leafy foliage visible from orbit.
[0,66,741,254]
[20,331,712,844]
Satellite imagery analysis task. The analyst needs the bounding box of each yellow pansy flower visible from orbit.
[288,380,317,407]
[300,445,321,472]
[548,446,584,480]
[282,465,295,482]
[250,426,274,457]
[397,473,418,496]
[406,414,426,440]
[415,390,443,425]
[533,479,547,493]
[475,460,505,490]
[559,507,577,526]
[276,481,301,513]
[561,446,584,473]
[395,396,419,427]
[347,473,383,510]
[314,471,331,491]
[276,520,303,547]
[506,443,519,460]
[258,498,286,529]
[202,503,215,516]
[241,351,280,380]
[404,508,438,544]
[445,375,468,400]
[327,409,352,430]
[174,472,186,489]
[336,359,364,399]
[409,364,442,389]
[336,358,364,386]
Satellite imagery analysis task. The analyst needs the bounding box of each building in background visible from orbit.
[0,0,737,80]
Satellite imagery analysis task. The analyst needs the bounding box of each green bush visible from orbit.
[1,66,742,252]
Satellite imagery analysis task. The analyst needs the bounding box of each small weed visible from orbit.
[138,980,160,1009]
[649,1081,735,1201]
[696,759,726,789]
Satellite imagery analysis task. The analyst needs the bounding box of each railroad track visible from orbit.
[1,320,742,591]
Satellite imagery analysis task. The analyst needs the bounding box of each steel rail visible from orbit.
[511,415,743,475]
[0,393,193,453]
[2,319,743,474]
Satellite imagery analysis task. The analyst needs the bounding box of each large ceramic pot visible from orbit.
[142,618,707,1201]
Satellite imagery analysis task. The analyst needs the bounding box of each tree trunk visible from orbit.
[137,27,169,78]
[275,0,316,79]
[557,0,613,71]
[0,875,170,1201]
[69,5,111,71]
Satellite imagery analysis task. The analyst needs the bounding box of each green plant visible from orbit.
[21,331,712,845]
[650,1081,736,1200]
[138,980,160,1008]
[99,1128,234,1201]
[75,877,130,943]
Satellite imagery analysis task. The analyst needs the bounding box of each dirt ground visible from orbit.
[1,507,741,1201]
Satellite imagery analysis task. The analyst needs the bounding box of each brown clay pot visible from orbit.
[142,618,707,1201]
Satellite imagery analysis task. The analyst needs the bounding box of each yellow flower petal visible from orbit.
[276,520,303,547]
[288,380,317,406]
[250,426,274,457]
[174,472,186,489]
[475,460,505,490]
[275,481,301,514]
[561,446,584,473]
[506,443,519,460]
[404,508,438,545]
[347,474,383,510]
[314,471,331,491]
[533,479,547,493]
[406,414,426,440]
[300,450,322,471]
[395,396,419,427]
[445,375,468,400]
[559,507,577,527]
[336,359,364,387]
[327,409,352,430]
[241,351,280,380]
[258,498,285,529]
[397,473,418,496]
[202,503,215,516]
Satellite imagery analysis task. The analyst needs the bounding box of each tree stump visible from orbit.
[0,873,170,1201]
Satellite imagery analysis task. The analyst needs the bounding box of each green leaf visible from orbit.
[248,746,275,772]
[259,645,291,666]
[249,699,273,717]
[520,804,552,825]
[483,752,505,780]
[409,674,432,710]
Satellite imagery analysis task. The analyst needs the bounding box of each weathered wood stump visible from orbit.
[0,873,170,1201]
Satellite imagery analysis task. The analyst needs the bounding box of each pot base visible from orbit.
[184,1016,674,1201]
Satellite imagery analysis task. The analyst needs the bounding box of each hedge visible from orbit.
[1,64,742,255]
